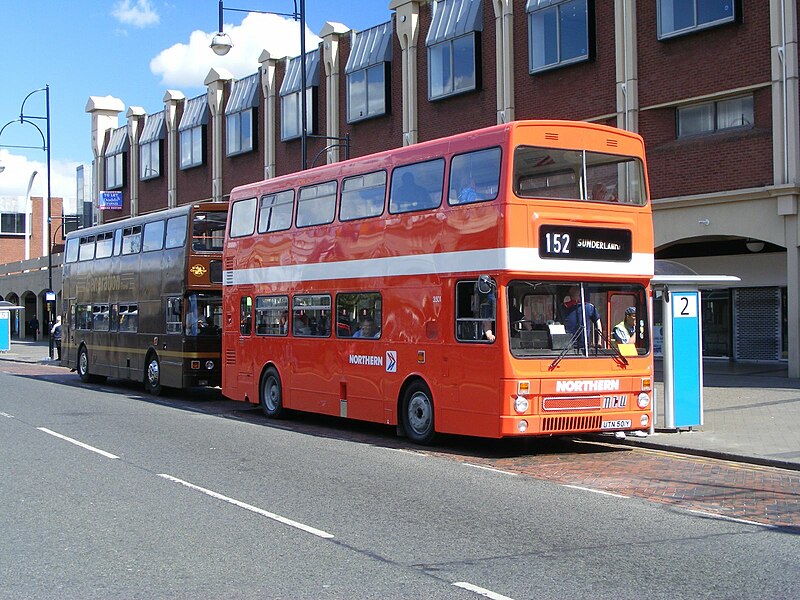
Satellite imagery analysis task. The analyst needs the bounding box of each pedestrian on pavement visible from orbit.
[30,316,40,341]
[51,316,62,361]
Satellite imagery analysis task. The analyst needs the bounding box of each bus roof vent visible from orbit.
[606,139,619,147]
[544,132,559,140]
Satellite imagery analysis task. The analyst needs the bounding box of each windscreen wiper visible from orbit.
[548,327,584,371]
[599,331,629,366]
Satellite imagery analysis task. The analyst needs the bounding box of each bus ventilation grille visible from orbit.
[541,415,602,433]
[606,139,619,147]
[544,132,559,140]
[225,350,237,365]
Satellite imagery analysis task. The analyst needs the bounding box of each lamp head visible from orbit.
[211,32,232,56]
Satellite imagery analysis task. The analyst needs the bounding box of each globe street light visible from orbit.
[211,1,308,170]
[0,85,54,357]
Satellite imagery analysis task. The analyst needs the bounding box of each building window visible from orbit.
[658,0,736,39]
[106,152,124,189]
[226,73,259,156]
[429,34,478,100]
[140,140,160,179]
[281,89,313,141]
[178,95,208,169]
[0,213,26,235]
[528,0,591,73]
[280,49,320,141]
[226,110,253,156]
[677,95,753,138]
[180,127,203,169]
[139,110,165,180]
[348,64,388,122]
[426,0,482,100]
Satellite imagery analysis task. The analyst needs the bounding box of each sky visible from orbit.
[0,0,392,211]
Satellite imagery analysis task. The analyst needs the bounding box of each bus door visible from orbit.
[65,301,77,366]
[225,295,254,400]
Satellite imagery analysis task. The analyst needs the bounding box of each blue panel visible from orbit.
[671,291,701,427]
[0,311,10,352]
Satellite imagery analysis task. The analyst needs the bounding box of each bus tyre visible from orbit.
[260,367,284,419]
[144,353,162,396]
[78,346,91,383]
[402,381,436,445]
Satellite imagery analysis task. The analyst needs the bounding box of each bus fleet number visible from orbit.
[545,232,571,255]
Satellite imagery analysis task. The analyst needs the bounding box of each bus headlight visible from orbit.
[640,415,649,427]
[514,396,529,414]
[637,392,650,409]
[518,420,528,432]
[205,360,215,370]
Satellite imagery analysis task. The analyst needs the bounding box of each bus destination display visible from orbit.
[539,225,632,261]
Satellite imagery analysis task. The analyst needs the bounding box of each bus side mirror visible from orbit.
[477,275,495,295]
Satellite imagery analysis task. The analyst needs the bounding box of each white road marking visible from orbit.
[563,484,629,498]
[0,412,14,418]
[37,427,120,459]
[453,581,516,600]
[463,463,518,476]
[687,509,777,529]
[158,474,335,539]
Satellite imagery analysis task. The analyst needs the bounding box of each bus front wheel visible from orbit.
[260,367,284,418]
[78,346,91,383]
[144,353,162,396]
[402,381,436,445]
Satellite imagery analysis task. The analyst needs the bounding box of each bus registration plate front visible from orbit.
[601,419,631,430]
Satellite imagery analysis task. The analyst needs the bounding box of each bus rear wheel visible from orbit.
[260,367,284,418]
[402,381,436,445]
[144,353,162,396]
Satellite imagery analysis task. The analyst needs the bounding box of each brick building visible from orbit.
[81,0,799,375]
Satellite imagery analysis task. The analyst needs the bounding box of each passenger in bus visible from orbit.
[561,286,603,344]
[456,175,478,204]
[612,306,637,346]
[336,309,352,337]
[278,311,289,335]
[353,317,380,338]
[293,314,311,335]
[395,172,427,209]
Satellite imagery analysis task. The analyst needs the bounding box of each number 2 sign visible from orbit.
[672,294,698,318]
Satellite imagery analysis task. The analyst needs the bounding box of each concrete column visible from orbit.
[259,51,277,180]
[492,0,514,124]
[126,106,145,217]
[85,95,125,225]
[322,22,350,165]
[390,0,423,146]
[771,0,800,376]
[615,0,639,132]
[205,68,234,203]
[163,90,185,209]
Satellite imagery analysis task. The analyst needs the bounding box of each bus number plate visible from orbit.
[601,419,631,430]
[539,226,632,261]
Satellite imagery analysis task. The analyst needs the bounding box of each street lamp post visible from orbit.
[210,1,348,171]
[0,85,54,356]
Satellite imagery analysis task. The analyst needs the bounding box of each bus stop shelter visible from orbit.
[651,260,740,431]
[0,301,24,353]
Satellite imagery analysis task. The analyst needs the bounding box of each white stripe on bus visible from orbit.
[225,248,653,286]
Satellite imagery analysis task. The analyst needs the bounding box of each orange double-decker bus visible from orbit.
[223,120,653,443]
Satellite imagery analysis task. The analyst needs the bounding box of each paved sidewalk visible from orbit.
[2,339,799,470]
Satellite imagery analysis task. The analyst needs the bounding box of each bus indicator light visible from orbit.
[417,351,426,364]
[517,380,530,396]
[191,360,200,370]
[641,377,652,391]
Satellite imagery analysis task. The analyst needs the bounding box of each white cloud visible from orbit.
[112,0,160,28]
[0,150,82,214]
[150,12,321,88]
